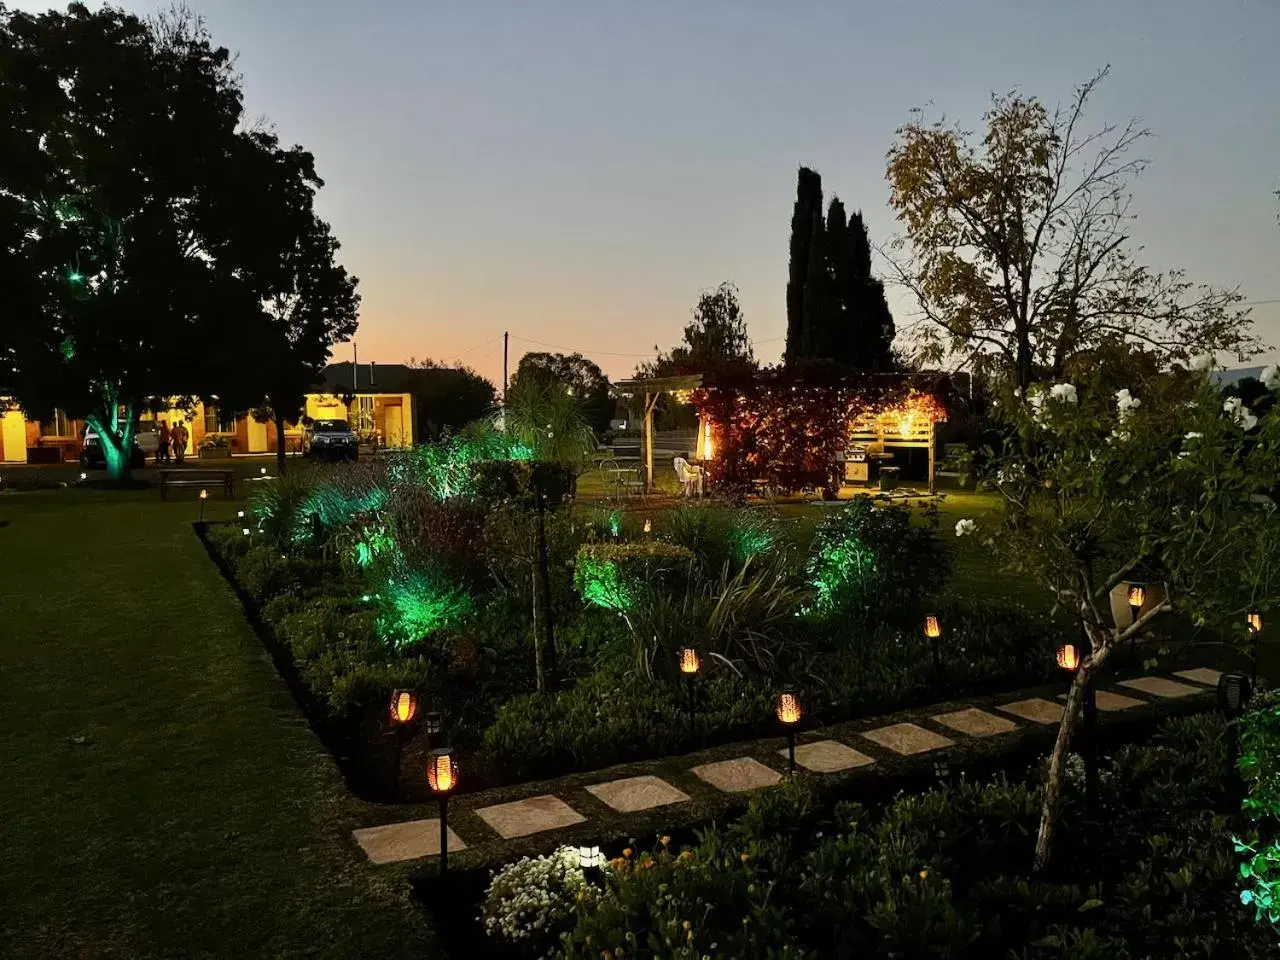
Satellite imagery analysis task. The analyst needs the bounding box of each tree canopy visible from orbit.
[886,68,1255,391]
[507,352,612,435]
[636,281,756,379]
[783,167,895,370]
[405,358,497,440]
[0,3,356,476]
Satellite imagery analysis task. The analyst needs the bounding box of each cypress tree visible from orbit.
[784,167,823,365]
[846,210,895,370]
[822,197,852,364]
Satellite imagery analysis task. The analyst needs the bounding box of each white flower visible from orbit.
[1224,396,1258,430]
[1184,431,1203,441]
[955,518,977,537]
[1263,364,1280,391]
[1191,353,1216,373]
[1115,388,1141,418]
[1048,383,1078,405]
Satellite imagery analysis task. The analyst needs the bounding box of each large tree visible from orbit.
[636,281,756,379]
[886,68,1254,392]
[0,3,350,479]
[405,358,497,440]
[506,352,612,435]
[783,167,895,369]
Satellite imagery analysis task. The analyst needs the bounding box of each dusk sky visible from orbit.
[19,0,1280,387]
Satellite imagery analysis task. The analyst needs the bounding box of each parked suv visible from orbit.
[302,419,358,461]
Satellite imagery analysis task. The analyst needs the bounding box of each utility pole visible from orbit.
[502,331,509,405]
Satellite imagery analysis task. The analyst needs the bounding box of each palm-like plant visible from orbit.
[501,377,596,469]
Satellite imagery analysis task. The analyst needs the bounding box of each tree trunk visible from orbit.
[86,406,136,482]
[531,553,545,694]
[1016,329,1034,393]
[274,414,287,476]
[536,503,558,682]
[1033,661,1089,872]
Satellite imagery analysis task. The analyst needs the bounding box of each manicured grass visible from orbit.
[0,488,437,959]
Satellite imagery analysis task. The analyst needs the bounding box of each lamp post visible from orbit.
[924,616,942,673]
[678,648,700,736]
[1247,612,1263,685]
[576,844,604,883]
[427,748,458,875]
[1126,584,1146,658]
[388,689,419,796]
[1218,671,1253,802]
[1057,639,1098,808]
[776,685,802,774]
[198,488,208,523]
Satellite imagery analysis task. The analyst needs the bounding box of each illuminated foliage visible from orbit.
[574,542,694,612]
[377,569,473,648]
[693,367,951,494]
[1237,693,1280,937]
[726,512,780,563]
[386,425,532,501]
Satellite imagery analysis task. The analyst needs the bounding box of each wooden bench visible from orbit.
[158,468,233,500]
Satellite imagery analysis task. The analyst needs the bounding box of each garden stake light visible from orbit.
[426,748,458,875]
[1058,639,1098,808]
[924,616,942,672]
[1126,584,1146,658]
[198,488,207,522]
[1218,672,1253,800]
[1247,612,1263,684]
[423,710,442,750]
[389,689,419,796]
[777,686,802,774]
[643,518,652,535]
[679,648,700,735]
[576,845,605,882]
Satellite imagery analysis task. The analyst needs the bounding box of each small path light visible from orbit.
[1247,612,1263,683]
[1218,671,1253,797]
[577,844,605,882]
[1126,584,1146,657]
[777,685,802,774]
[426,748,458,875]
[643,518,652,535]
[242,527,251,537]
[924,616,942,671]
[198,488,207,522]
[389,689,419,794]
[79,471,87,482]
[1057,638,1098,807]
[423,710,442,750]
[679,648,700,735]
[1056,643,1080,671]
[236,509,245,520]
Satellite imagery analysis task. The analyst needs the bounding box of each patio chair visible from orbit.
[673,457,703,498]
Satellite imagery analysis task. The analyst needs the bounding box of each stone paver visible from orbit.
[779,739,876,773]
[353,818,467,864]
[931,707,1017,738]
[475,794,587,839]
[586,775,691,813]
[692,757,782,793]
[997,697,1064,725]
[1055,689,1146,712]
[1118,676,1203,699]
[1175,667,1223,687]
[860,722,955,755]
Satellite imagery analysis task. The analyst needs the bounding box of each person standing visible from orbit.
[157,420,171,465]
[172,421,189,464]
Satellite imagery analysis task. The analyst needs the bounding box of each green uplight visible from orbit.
[68,270,84,283]
[806,536,877,616]
[607,510,623,538]
[60,337,76,361]
[377,570,472,646]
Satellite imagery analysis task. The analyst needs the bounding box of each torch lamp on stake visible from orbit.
[1126,584,1146,658]
[924,616,942,673]
[777,686,802,774]
[426,748,458,875]
[678,648,700,736]
[1057,640,1098,809]
[1247,612,1263,685]
[388,689,419,797]
[1217,672,1253,800]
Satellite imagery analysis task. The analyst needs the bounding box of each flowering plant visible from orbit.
[481,845,597,955]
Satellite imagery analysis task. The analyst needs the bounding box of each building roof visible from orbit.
[317,362,420,395]
[1211,366,1266,387]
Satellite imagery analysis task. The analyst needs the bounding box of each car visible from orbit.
[80,426,146,469]
[302,418,359,461]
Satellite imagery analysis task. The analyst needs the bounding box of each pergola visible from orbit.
[612,373,703,490]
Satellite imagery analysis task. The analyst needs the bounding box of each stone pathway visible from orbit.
[352,666,1223,865]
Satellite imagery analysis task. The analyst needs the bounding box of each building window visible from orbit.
[39,409,70,437]
[356,396,376,433]
[203,404,235,434]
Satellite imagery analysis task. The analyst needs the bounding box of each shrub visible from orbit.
[572,541,694,612]
[805,497,951,625]
[659,504,785,573]
[481,846,596,954]
[385,423,531,501]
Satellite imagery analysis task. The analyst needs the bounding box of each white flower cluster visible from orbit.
[954,518,977,538]
[481,845,591,950]
[1191,353,1217,373]
[1027,383,1077,426]
[1223,396,1258,431]
[1109,388,1142,442]
[1262,364,1280,391]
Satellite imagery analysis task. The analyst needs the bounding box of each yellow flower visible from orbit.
[919,869,929,880]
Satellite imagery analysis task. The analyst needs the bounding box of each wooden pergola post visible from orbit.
[928,421,937,495]
[643,391,656,491]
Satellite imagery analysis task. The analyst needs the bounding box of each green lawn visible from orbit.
[0,487,437,959]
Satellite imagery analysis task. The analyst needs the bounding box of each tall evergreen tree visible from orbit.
[784,167,823,364]
[842,209,895,370]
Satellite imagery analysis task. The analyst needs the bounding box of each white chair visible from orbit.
[673,457,703,497]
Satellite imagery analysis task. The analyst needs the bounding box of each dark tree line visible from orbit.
[784,166,895,370]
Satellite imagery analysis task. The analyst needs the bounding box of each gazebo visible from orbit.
[611,373,703,490]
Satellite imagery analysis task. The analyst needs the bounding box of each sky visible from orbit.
[14,0,1280,387]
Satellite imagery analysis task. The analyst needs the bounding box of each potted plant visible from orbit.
[198,434,234,460]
